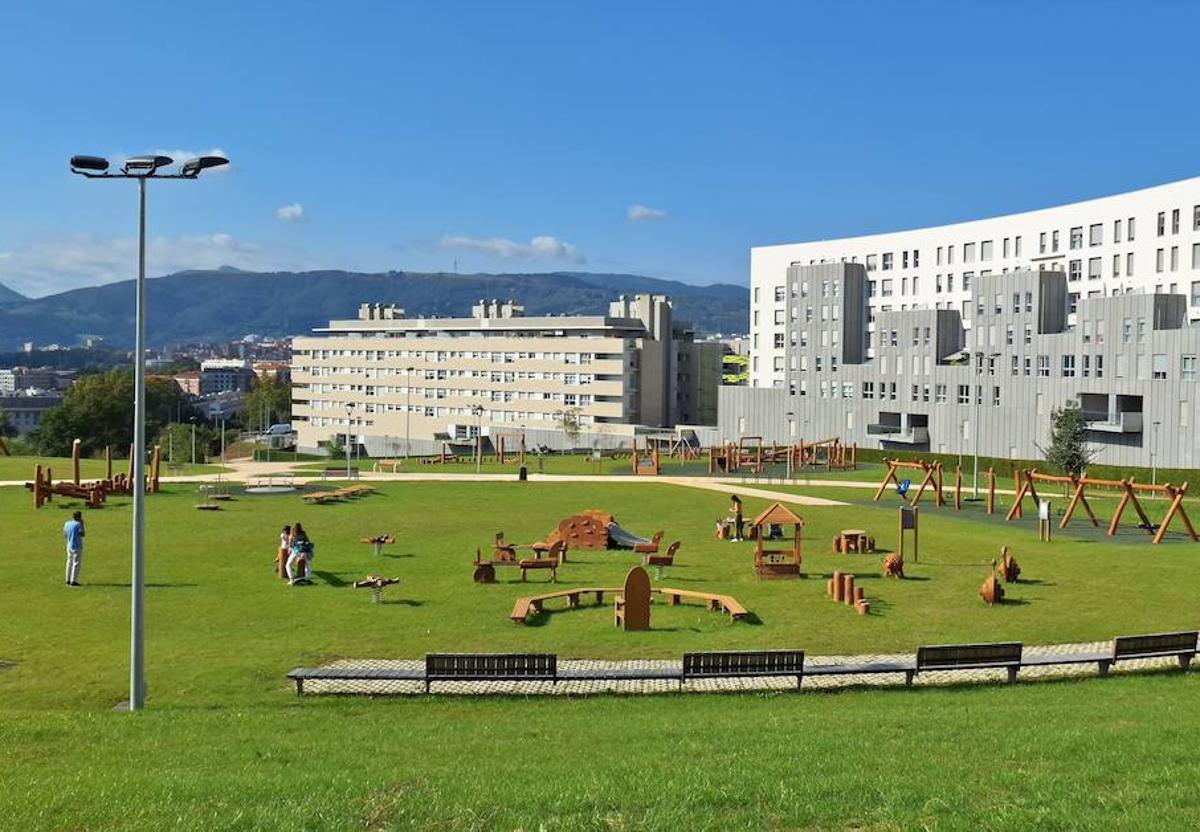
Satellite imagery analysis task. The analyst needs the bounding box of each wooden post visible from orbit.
[72,438,81,486]
[832,570,845,602]
[986,468,995,514]
[853,586,864,606]
[1013,467,1022,518]
[105,446,113,482]
[954,465,962,510]
[150,445,161,493]
[843,574,855,606]
[33,464,43,509]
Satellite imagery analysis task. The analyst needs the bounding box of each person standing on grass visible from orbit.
[63,510,85,586]
[730,494,744,542]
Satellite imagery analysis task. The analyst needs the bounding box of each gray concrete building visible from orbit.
[718,262,1200,467]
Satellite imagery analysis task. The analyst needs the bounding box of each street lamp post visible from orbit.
[471,404,484,474]
[70,152,228,712]
[1152,420,1161,487]
[345,402,355,479]
[190,416,197,466]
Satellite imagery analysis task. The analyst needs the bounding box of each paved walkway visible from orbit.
[295,639,1189,696]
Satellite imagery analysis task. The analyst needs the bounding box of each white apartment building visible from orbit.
[751,175,1200,387]
[290,294,720,456]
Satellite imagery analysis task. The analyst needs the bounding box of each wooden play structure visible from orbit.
[631,439,660,476]
[873,458,945,506]
[475,540,564,583]
[882,553,905,579]
[509,584,748,625]
[980,561,1005,606]
[832,528,875,554]
[997,547,1021,583]
[707,437,858,475]
[644,540,680,579]
[827,571,870,615]
[360,534,396,556]
[302,484,375,504]
[750,502,803,579]
[28,441,161,509]
[493,510,661,557]
[614,566,652,631]
[1007,469,1197,545]
[788,437,858,472]
[353,575,400,604]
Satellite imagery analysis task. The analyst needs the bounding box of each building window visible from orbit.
[1172,208,1180,234]
[1068,260,1081,281]
[1088,223,1102,246]
[1039,232,1047,254]
[980,240,993,261]
[1070,226,1083,249]
[957,384,970,405]
[1114,218,1123,242]
[773,333,785,348]
[1153,354,1168,380]
[1087,257,1101,281]
[935,383,947,403]
[963,242,975,263]
[882,252,893,270]
[1137,318,1146,343]
[1052,230,1060,252]
[1127,252,1135,276]
[1158,211,1166,236]
[774,309,785,324]
[1112,254,1121,277]
[1121,318,1132,343]
[1068,292,1079,314]
[1010,355,1019,375]
[1002,238,1010,258]
[881,279,893,296]
[993,386,1000,407]
[1095,355,1104,378]
[1171,246,1179,272]
[1156,248,1165,272]
[1024,356,1032,376]
[1182,355,1197,382]
[1014,235,1022,257]
[1061,355,1076,378]
[866,254,877,271]
[1037,355,1050,377]
[774,286,785,302]
[1023,323,1032,344]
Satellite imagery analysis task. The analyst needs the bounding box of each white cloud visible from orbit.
[276,203,306,223]
[0,232,317,297]
[627,204,666,222]
[439,234,585,264]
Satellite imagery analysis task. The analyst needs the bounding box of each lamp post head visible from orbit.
[122,155,174,175]
[70,155,110,174]
[180,155,229,178]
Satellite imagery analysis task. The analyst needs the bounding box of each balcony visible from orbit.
[867,424,930,444]
[1082,411,1143,433]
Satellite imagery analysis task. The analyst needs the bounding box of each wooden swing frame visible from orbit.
[872,458,945,507]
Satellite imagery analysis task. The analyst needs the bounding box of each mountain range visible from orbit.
[0,281,27,305]
[0,270,748,349]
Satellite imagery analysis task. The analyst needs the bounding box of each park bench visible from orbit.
[424,653,557,693]
[287,664,423,695]
[322,467,360,480]
[510,588,621,623]
[659,588,748,621]
[914,642,1024,685]
[519,540,563,582]
[1022,630,1198,676]
[681,650,805,689]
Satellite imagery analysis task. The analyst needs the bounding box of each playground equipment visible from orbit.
[28,441,161,509]
[827,571,870,615]
[195,485,221,511]
[873,459,945,507]
[644,540,680,579]
[475,540,564,583]
[353,575,400,604]
[788,437,858,472]
[1007,469,1197,544]
[509,585,747,624]
[897,505,919,562]
[361,534,396,556]
[832,528,875,554]
[494,510,661,557]
[613,566,652,631]
[882,553,905,579]
[980,561,1005,605]
[998,547,1021,583]
[750,502,803,579]
[631,439,660,476]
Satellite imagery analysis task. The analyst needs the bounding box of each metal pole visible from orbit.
[129,176,147,711]
[972,354,980,499]
[346,409,352,478]
[220,417,226,464]
[475,408,482,474]
[1152,421,1160,487]
[191,419,196,465]
[405,366,413,460]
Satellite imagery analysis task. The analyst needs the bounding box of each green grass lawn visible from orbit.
[3,478,1198,829]
[0,454,228,481]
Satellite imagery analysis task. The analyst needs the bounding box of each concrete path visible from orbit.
[295,639,1187,696]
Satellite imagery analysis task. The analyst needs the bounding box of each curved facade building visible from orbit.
[751,176,1200,387]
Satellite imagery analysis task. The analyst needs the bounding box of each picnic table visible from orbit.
[833,528,874,554]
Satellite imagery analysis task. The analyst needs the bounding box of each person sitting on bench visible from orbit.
[286,522,315,585]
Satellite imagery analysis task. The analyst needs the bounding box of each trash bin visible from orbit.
[518,465,528,482]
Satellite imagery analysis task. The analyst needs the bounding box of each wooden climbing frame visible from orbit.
[873,458,945,507]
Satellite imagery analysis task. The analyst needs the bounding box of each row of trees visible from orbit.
[26,368,292,461]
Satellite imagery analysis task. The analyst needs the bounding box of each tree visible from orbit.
[0,405,14,439]
[29,368,190,457]
[1039,400,1098,477]
[156,422,222,465]
[556,407,582,451]
[241,377,292,431]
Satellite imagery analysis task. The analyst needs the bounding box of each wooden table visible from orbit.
[833,529,873,554]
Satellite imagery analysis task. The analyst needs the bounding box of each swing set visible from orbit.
[1006,469,1197,544]
[872,459,946,507]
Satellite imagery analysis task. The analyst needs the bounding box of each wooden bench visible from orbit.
[659,588,748,621]
[510,588,618,623]
[682,650,804,689]
[302,491,341,504]
[915,642,1024,685]
[519,540,563,582]
[322,467,360,480]
[424,652,557,692]
[644,540,680,579]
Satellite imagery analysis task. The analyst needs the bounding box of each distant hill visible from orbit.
[0,281,26,305]
[0,270,748,349]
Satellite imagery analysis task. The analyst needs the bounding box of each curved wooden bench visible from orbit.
[659,588,748,621]
[510,587,620,623]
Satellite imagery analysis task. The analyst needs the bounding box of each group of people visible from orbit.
[279,523,315,585]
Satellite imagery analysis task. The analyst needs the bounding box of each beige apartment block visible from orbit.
[291,294,720,456]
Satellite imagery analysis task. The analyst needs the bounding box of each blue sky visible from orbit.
[1,1,1198,297]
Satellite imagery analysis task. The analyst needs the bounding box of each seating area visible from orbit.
[509,583,750,624]
[286,630,1198,695]
[303,484,376,504]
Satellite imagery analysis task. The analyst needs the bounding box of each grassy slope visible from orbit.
[2,479,1199,829]
[0,455,227,481]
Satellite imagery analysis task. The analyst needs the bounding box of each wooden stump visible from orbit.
[832,571,844,602]
[842,574,855,606]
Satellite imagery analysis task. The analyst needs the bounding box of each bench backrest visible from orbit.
[1113,631,1199,659]
[425,653,557,681]
[683,649,804,679]
[917,642,1022,670]
[664,541,681,559]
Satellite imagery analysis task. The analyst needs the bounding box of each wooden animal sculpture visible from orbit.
[882,553,905,579]
[980,560,1005,605]
[998,547,1021,583]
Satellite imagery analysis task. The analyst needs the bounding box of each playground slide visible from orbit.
[607,522,650,549]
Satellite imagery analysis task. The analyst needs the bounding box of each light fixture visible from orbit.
[181,155,229,178]
[70,155,109,173]
[122,155,174,174]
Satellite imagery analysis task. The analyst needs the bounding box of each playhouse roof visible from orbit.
[751,502,804,527]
